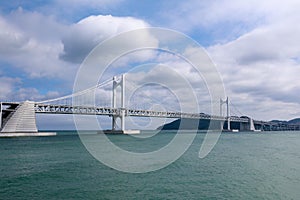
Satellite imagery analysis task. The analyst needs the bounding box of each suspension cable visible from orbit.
[37,77,114,104]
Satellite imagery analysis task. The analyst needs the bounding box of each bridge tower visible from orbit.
[220,97,230,131]
[112,74,126,131]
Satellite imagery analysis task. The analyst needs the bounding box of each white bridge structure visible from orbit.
[1,74,299,135]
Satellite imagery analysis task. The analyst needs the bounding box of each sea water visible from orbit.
[0,131,299,199]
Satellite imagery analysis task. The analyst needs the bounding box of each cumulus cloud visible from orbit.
[0,77,21,100]
[162,0,300,43]
[210,21,300,65]
[0,9,152,80]
[0,76,60,101]
[207,4,300,120]
[0,8,74,80]
[60,15,151,63]
[124,50,211,114]
[0,9,154,103]
[139,0,300,120]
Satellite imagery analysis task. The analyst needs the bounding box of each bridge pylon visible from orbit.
[112,74,126,131]
[220,97,230,131]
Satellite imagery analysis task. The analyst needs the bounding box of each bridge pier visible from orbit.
[239,118,256,131]
[0,102,2,129]
[112,116,117,130]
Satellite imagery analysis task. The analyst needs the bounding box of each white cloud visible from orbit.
[143,0,300,120]
[210,21,300,65]
[60,15,152,63]
[162,0,300,43]
[0,9,153,80]
[0,8,75,80]
[8,7,66,42]
[0,10,154,101]
[207,5,300,120]
[0,76,61,101]
[0,77,21,100]
[124,51,211,114]
[162,0,262,34]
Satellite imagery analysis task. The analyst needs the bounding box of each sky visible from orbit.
[1,0,300,130]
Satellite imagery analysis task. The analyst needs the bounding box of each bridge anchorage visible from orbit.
[1,73,300,136]
[0,101,56,136]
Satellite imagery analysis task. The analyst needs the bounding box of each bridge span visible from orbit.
[1,101,299,134]
[1,74,299,135]
[34,103,247,122]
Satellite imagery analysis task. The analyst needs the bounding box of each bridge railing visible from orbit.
[34,103,251,123]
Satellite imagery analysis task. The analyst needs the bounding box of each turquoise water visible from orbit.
[0,131,299,199]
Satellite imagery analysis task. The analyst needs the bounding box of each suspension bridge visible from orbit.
[0,74,299,136]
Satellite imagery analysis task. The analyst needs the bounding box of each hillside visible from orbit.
[160,117,300,130]
[271,118,300,124]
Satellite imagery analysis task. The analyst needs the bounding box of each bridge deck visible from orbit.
[2,102,300,131]
[34,103,249,122]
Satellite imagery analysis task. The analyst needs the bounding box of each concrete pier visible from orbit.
[102,130,140,135]
[0,132,56,137]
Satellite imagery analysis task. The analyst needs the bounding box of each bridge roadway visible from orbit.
[34,103,249,123]
[2,102,300,131]
[33,103,300,130]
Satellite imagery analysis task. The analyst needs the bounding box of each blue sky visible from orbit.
[1,0,300,129]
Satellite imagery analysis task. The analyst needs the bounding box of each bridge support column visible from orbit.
[0,102,2,129]
[120,109,125,131]
[112,116,117,130]
[112,74,126,132]
[121,73,125,131]
[239,118,256,131]
[249,118,255,131]
[220,97,230,131]
[112,76,117,130]
[227,97,230,130]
